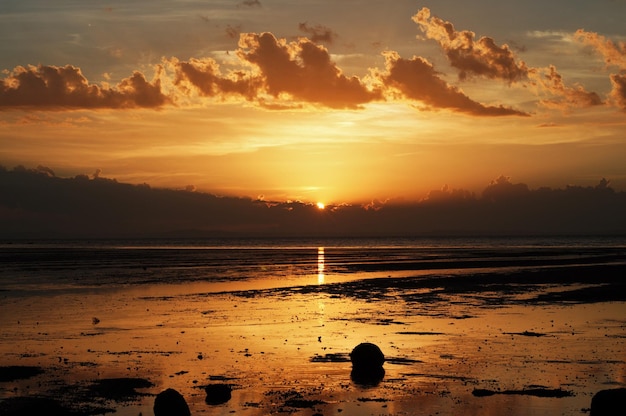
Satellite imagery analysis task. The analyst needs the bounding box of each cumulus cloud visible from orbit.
[0,64,170,110]
[237,32,381,108]
[4,14,582,115]
[609,73,626,111]
[574,29,626,111]
[412,8,528,83]
[377,51,528,116]
[298,22,338,44]
[574,30,626,70]
[413,7,601,111]
[529,65,603,109]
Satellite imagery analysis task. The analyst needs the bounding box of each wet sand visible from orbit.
[1,263,625,415]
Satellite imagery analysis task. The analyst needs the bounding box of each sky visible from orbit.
[1,0,626,205]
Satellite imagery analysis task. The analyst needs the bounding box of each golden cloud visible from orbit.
[413,8,528,83]
[377,51,528,116]
[0,64,170,110]
[237,32,382,109]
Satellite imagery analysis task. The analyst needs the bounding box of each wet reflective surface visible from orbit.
[1,237,625,415]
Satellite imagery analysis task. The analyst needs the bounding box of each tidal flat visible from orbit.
[0,239,625,415]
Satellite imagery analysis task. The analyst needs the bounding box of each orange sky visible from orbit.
[1,1,625,204]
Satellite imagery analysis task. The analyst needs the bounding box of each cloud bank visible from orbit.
[1,8,623,114]
[2,166,625,238]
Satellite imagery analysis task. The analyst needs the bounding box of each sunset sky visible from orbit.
[1,0,625,205]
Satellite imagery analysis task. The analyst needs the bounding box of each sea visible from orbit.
[2,235,625,294]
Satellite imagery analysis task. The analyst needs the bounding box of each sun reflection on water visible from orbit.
[317,247,325,284]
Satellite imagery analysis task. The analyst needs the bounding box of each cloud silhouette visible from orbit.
[0,65,170,110]
[378,51,528,116]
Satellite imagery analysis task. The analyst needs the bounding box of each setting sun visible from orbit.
[316,202,325,210]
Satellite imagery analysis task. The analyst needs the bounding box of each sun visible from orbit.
[316,202,325,210]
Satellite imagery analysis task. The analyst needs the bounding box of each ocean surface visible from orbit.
[2,236,625,294]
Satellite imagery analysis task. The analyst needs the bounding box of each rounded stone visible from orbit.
[205,383,232,405]
[350,342,385,369]
[153,388,190,416]
[590,388,626,416]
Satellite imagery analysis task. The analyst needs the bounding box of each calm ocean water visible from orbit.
[1,236,625,293]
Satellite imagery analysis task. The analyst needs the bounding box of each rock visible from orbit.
[350,343,385,369]
[590,388,626,416]
[154,388,190,416]
[205,383,232,405]
[349,343,385,386]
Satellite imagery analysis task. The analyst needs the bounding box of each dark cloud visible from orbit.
[225,24,242,39]
[238,0,261,7]
[413,8,528,83]
[378,51,528,116]
[0,65,170,110]
[170,57,259,99]
[298,22,338,44]
[2,167,625,238]
[237,32,381,108]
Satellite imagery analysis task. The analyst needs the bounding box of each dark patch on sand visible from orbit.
[0,377,149,416]
[503,331,549,337]
[221,263,626,309]
[265,389,327,412]
[396,331,445,335]
[402,373,474,382]
[357,397,390,402]
[472,387,573,398]
[0,396,87,416]
[86,377,154,401]
[0,365,44,382]
[386,357,424,365]
[310,353,351,363]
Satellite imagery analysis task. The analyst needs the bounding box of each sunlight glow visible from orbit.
[316,202,325,210]
[317,247,325,285]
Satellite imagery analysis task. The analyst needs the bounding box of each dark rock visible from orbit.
[154,388,191,416]
[349,343,385,386]
[205,383,232,405]
[590,388,626,416]
[350,343,385,369]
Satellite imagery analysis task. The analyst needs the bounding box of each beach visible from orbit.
[0,238,625,415]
